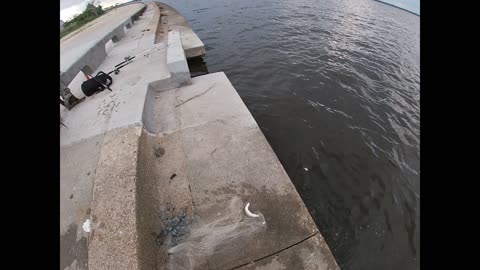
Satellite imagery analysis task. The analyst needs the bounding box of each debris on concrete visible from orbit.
[167,197,267,269]
[82,219,91,233]
[156,230,166,246]
[154,146,165,158]
[158,205,192,246]
[165,202,175,212]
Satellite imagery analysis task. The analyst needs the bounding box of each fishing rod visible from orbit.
[108,43,169,74]
[107,43,170,75]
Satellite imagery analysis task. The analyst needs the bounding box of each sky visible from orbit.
[377,0,420,15]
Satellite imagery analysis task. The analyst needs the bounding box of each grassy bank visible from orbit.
[60,2,105,39]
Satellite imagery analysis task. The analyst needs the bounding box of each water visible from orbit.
[160,0,420,269]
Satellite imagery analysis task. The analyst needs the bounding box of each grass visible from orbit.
[60,2,106,39]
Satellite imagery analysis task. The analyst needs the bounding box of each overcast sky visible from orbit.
[60,0,83,10]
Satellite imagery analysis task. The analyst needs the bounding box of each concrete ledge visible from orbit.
[88,125,143,270]
[165,30,191,86]
[61,41,107,86]
[141,29,193,98]
[136,3,160,51]
[157,2,206,58]
[61,3,147,86]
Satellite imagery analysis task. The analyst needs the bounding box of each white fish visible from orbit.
[244,202,260,218]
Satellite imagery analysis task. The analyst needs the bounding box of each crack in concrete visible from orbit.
[188,184,196,211]
[175,82,216,107]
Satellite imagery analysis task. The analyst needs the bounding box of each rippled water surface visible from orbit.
[160,0,420,269]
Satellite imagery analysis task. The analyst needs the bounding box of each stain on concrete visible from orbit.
[158,207,192,246]
[154,146,165,158]
[136,128,196,269]
[60,223,88,270]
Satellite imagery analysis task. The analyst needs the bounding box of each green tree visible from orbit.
[61,1,106,38]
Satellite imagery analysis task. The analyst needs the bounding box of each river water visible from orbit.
[160,0,420,269]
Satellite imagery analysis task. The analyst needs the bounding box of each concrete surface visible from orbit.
[60,1,339,269]
[166,30,191,87]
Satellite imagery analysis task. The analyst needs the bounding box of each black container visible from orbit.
[81,71,113,97]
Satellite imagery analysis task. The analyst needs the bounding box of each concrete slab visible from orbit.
[134,72,338,269]
[139,119,320,269]
[165,30,191,87]
[142,72,255,135]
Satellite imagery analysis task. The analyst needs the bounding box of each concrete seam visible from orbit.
[226,231,320,270]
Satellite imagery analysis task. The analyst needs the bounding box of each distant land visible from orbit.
[373,0,420,16]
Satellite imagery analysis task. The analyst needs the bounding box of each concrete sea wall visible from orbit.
[60,2,340,269]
